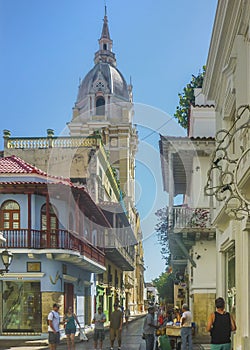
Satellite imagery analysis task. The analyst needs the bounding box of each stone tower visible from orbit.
[68,8,138,210]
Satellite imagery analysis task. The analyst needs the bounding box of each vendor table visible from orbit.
[166,325,181,350]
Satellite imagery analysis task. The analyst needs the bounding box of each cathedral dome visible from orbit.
[76,62,130,103]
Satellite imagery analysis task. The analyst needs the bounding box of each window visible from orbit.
[69,212,74,231]
[92,229,97,246]
[2,281,41,332]
[226,246,236,314]
[41,203,58,231]
[40,203,58,247]
[96,97,105,115]
[0,200,20,229]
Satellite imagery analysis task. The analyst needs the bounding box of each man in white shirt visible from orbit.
[48,303,60,350]
[143,306,159,350]
[180,304,193,350]
[92,306,106,350]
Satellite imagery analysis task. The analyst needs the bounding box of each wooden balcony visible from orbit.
[104,228,135,271]
[1,229,105,271]
[169,207,214,237]
[168,207,215,271]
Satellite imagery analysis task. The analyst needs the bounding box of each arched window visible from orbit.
[41,203,58,232]
[103,43,107,50]
[96,96,105,115]
[0,200,20,229]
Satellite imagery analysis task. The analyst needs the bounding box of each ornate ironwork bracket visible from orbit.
[205,105,250,220]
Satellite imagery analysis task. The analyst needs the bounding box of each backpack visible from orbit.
[47,311,55,325]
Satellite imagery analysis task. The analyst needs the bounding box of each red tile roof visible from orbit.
[0,155,71,184]
[0,155,47,175]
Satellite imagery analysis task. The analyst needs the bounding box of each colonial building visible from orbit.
[0,155,109,336]
[144,282,159,308]
[159,89,216,335]
[202,1,250,348]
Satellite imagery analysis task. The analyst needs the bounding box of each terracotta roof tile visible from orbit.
[0,155,47,175]
[0,155,72,185]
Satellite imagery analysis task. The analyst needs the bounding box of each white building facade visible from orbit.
[203,1,250,348]
[159,88,216,335]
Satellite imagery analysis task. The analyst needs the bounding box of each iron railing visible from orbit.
[169,207,212,230]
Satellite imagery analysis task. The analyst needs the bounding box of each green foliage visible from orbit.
[174,66,206,129]
[154,208,174,304]
[155,207,170,265]
[152,271,174,304]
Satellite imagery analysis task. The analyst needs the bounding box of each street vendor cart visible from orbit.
[165,323,195,350]
[166,325,181,350]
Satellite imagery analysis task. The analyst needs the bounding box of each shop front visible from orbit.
[1,280,41,334]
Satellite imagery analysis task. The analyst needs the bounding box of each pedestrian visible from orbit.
[92,306,106,350]
[173,306,181,324]
[180,304,193,350]
[206,297,236,350]
[63,306,81,350]
[166,309,173,323]
[109,302,123,350]
[143,306,159,350]
[124,307,130,328]
[47,303,61,350]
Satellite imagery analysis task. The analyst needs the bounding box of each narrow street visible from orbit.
[0,316,145,350]
[0,316,209,350]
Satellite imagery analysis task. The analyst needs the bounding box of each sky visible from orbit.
[0,0,218,281]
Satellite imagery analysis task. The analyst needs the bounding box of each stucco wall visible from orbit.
[193,292,215,335]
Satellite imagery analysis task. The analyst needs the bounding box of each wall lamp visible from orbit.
[0,249,13,275]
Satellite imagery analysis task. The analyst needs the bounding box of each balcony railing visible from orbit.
[104,228,136,269]
[1,229,104,266]
[169,207,212,230]
[106,228,135,253]
[5,135,100,149]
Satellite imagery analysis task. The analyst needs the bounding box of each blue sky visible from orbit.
[0,0,217,281]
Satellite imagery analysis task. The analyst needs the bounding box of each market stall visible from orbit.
[166,325,181,350]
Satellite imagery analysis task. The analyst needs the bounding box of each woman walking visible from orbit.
[64,306,81,350]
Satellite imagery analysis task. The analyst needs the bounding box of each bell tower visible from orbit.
[68,9,138,206]
[94,6,116,67]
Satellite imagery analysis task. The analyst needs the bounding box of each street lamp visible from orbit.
[0,249,13,275]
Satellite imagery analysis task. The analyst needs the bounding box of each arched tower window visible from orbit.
[96,96,105,115]
[103,43,107,50]
[0,200,20,229]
